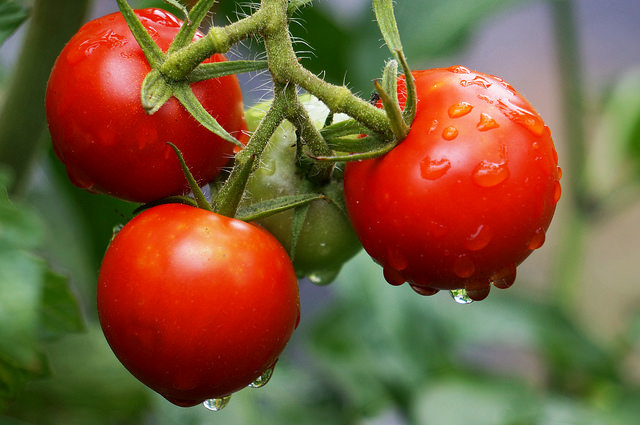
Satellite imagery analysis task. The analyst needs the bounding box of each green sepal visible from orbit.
[235,193,323,223]
[373,0,404,55]
[186,60,269,83]
[173,84,243,147]
[382,59,399,108]
[320,119,369,141]
[167,0,216,54]
[214,153,256,218]
[116,0,165,68]
[289,202,310,262]
[374,79,409,141]
[397,50,416,126]
[140,69,174,115]
[166,142,213,211]
[311,135,397,163]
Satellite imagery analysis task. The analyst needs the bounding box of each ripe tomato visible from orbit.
[242,96,361,284]
[97,204,300,406]
[45,9,247,203]
[344,66,561,300]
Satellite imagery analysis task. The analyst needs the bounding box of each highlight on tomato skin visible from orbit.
[97,204,300,407]
[45,8,247,203]
[344,65,562,301]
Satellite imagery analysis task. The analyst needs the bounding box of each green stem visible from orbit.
[549,0,591,309]
[0,0,90,195]
[213,88,288,217]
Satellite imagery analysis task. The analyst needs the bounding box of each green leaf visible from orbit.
[38,270,85,341]
[0,0,29,47]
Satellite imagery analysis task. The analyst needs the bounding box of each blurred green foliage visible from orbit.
[0,0,639,424]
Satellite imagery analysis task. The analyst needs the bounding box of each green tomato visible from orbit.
[242,95,361,284]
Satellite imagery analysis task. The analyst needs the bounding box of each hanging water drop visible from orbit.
[450,289,473,305]
[249,366,274,388]
[203,395,231,412]
[308,269,339,286]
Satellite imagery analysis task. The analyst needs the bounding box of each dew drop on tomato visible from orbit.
[448,65,471,74]
[476,112,500,131]
[453,255,475,279]
[386,247,409,271]
[553,181,562,204]
[491,266,517,289]
[383,266,406,286]
[528,228,546,250]
[472,160,509,187]
[248,365,275,388]
[420,157,451,180]
[463,224,493,251]
[409,284,439,296]
[448,102,473,118]
[203,395,231,412]
[442,126,459,140]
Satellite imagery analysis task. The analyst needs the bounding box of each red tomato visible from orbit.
[344,66,561,300]
[45,9,247,202]
[97,204,300,406]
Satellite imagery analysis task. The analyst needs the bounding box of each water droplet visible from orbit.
[553,181,562,204]
[308,269,339,286]
[453,256,475,278]
[466,286,491,301]
[383,266,406,286]
[491,266,517,289]
[477,95,545,136]
[203,395,231,412]
[528,228,546,250]
[67,168,96,191]
[410,284,439,296]
[450,289,473,304]
[476,112,500,131]
[464,224,493,251]
[442,126,459,140]
[460,75,493,89]
[420,157,451,180]
[448,65,471,74]
[110,224,124,243]
[472,160,509,187]
[262,159,277,176]
[557,166,563,180]
[427,120,439,134]
[249,366,274,388]
[387,247,409,271]
[448,102,473,118]
[68,30,127,65]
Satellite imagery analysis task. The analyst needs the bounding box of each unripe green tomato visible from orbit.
[242,95,361,284]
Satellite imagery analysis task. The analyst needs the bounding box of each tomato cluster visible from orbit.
[45,6,560,410]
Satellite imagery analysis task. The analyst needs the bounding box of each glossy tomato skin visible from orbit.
[97,204,300,406]
[45,9,247,203]
[344,66,561,300]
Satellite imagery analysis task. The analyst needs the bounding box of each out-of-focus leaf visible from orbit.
[0,0,29,46]
[0,178,84,409]
[588,67,640,196]
[38,270,85,341]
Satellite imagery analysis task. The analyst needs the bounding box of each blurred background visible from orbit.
[1,0,640,424]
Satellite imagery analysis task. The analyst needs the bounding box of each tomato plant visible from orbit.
[344,66,561,300]
[45,8,246,203]
[97,203,300,407]
[242,97,362,284]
